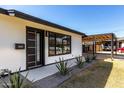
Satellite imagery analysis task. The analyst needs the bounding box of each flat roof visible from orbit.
[0,8,86,36]
[117,37,124,41]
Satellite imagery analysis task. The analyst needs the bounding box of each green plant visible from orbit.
[92,55,96,60]
[85,55,90,63]
[75,56,85,68]
[56,58,69,76]
[0,68,29,88]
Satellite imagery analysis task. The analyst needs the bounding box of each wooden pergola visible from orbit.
[82,33,117,60]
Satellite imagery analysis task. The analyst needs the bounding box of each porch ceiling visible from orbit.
[82,33,116,42]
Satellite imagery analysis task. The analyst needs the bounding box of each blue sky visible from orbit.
[0,5,124,37]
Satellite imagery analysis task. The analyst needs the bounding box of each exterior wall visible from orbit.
[117,40,124,48]
[0,14,82,72]
[122,42,124,47]
[0,14,26,72]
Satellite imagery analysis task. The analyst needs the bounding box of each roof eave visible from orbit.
[0,8,86,36]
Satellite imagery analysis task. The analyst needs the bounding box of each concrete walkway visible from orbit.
[21,58,77,82]
[21,54,123,82]
[33,61,96,88]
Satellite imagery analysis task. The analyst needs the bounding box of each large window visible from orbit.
[48,32,71,56]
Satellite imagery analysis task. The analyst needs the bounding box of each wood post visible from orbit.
[93,41,95,56]
[115,38,118,55]
[94,41,96,54]
[111,34,114,60]
[92,36,95,56]
[93,41,94,56]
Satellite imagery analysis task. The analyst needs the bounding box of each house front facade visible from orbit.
[0,8,85,72]
[117,37,124,48]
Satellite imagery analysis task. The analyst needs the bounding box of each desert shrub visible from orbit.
[92,55,96,60]
[85,55,91,63]
[0,68,31,88]
[56,58,69,76]
[75,56,85,68]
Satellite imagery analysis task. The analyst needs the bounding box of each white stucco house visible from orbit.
[0,8,86,72]
[117,37,124,48]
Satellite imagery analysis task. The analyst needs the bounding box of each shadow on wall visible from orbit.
[59,59,113,88]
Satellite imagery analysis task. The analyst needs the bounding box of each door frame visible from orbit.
[26,26,45,70]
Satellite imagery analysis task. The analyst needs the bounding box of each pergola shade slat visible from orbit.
[82,33,115,42]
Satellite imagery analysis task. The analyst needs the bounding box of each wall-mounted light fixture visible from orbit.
[8,10,15,16]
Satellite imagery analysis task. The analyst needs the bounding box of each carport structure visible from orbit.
[82,33,117,60]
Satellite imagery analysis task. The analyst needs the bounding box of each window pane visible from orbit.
[49,33,55,46]
[56,34,63,45]
[63,35,71,45]
[49,47,55,56]
[56,46,63,54]
[48,32,71,56]
[49,32,55,56]
[63,45,71,54]
[56,34,63,55]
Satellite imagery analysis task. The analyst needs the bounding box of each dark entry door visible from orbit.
[26,27,44,69]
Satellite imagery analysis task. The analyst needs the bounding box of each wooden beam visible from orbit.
[111,34,114,61]
[82,33,115,42]
[115,38,118,55]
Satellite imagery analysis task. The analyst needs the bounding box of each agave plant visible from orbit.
[85,55,90,63]
[92,55,96,60]
[56,58,69,76]
[75,56,85,68]
[0,68,29,88]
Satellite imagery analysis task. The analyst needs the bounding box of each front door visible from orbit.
[26,27,44,69]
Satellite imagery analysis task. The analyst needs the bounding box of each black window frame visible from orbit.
[48,31,71,56]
